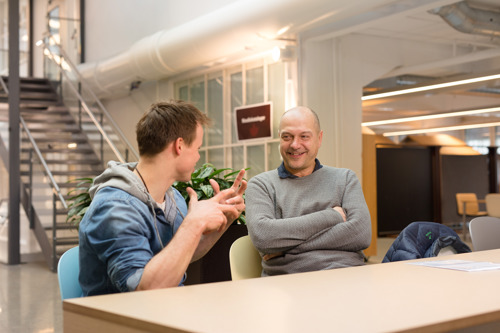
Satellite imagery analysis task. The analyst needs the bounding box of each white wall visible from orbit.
[31,0,49,78]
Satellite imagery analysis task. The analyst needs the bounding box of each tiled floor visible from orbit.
[0,236,470,333]
[0,260,63,333]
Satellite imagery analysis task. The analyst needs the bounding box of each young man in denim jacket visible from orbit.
[79,101,246,296]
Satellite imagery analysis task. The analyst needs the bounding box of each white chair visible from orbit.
[485,193,500,218]
[469,216,500,251]
[229,235,262,281]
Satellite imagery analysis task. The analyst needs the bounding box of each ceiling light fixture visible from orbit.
[382,121,500,137]
[362,106,500,127]
[272,45,296,62]
[362,73,500,101]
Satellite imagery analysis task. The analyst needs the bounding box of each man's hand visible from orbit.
[263,252,283,261]
[209,169,247,223]
[333,206,346,222]
[186,186,240,234]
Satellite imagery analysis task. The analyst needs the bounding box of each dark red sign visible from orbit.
[234,102,272,141]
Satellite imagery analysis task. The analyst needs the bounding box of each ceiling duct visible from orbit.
[430,1,500,38]
[77,0,395,99]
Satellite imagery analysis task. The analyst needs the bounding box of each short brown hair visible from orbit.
[136,100,210,157]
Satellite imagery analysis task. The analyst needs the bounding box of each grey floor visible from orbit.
[0,260,63,333]
[0,237,465,333]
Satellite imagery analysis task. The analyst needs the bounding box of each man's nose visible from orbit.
[290,137,300,148]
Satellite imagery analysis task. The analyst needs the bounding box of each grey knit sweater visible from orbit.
[246,166,371,276]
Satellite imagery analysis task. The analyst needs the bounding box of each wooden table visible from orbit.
[64,250,500,333]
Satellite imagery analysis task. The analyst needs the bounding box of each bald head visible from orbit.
[279,106,321,134]
[278,106,323,177]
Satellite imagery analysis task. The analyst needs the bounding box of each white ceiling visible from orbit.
[356,0,500,137]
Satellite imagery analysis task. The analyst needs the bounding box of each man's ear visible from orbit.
[173,137,184,155]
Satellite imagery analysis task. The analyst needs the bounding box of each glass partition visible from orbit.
[174,56,292,179]
[207,73,223,146]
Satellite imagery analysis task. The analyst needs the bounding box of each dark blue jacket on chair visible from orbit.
[382,221,471,263]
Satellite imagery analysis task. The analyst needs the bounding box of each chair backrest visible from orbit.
[57,246,82,300]
[469,216,500,251]
[229,235,262,281]
[485,193,500,218]
[456,193,479,215]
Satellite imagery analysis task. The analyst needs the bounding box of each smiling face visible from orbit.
[279,107,323,177]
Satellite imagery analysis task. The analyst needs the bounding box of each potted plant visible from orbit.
[173,163,249,285]
[66,177,94,228]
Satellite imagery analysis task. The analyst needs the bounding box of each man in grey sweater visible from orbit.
[246,106,371,276]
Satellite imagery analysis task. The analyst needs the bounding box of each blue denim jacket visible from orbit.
[78,161,187,296]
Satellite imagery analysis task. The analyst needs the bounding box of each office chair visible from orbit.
[469,216,500,251]
[57,246,83,300]
[485,193,500,218]
[455,193,487,239]
[229,235,262,280]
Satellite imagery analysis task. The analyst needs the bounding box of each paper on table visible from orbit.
[409,259,500,272]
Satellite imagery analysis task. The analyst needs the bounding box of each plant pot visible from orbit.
[184,223,248,285]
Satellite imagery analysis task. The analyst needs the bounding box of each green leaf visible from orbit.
[194,165,215,181]
[223,167,250,180]
[200,184,214,198]
[214,178,231,190]
[208,168,231,178]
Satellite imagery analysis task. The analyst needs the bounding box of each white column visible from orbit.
[300,34,406,179]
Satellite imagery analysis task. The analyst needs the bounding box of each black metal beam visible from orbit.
[28,0,34,77]
[80,0,85,63]
[430,146,442,223]
[8,0,21,264]
[488,147,498,193]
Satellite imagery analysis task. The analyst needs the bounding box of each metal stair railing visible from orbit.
[0,76,70,271]
[37,33,139,165]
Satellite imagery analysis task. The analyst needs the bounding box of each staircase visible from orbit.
[0,76,105,271]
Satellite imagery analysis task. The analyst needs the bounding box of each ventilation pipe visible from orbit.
[78,0,393,99]
[430,1,500,38]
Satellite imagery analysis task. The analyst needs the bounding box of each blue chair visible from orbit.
[57,246,82,300]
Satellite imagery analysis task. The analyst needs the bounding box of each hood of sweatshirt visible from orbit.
[89,161,151,205]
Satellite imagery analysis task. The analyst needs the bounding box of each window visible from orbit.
[465,127,494,155]
[174,56,296,179]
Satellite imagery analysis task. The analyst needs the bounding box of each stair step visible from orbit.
[21,170,99,176]
[22,147,96,154]
[54,237,79,246]
[25,127,81,133]
[21,108,70,115]
[21,158,101,165]
[22,137,89,144]
[45,223,78,230]
[20,91,59,101]
[2,76,52,85]
[19,100,61,108]
[22,119,76,125]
